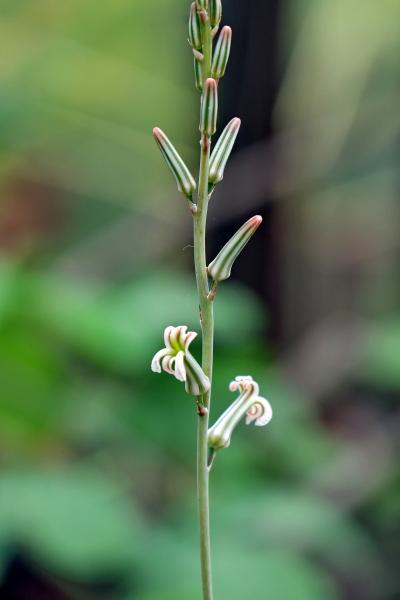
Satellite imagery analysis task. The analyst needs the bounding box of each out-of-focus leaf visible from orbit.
[31,269,264,374]
[357,317,400,389]
[0,468,141,578]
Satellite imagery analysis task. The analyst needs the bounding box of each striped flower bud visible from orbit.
[209,117,241,184]
[151,325,210,396]
[209,0,222,28]
[153,127,196,200]
[208,376,272,450]
[211,26,232,80]
[207,215,262,282]
[200,78,218,137]
[194,57,203,92]
[188,2,202,50]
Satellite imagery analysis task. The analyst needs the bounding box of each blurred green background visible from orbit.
[0,1,399,599]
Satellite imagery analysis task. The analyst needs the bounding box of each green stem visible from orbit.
[194,13,214,600]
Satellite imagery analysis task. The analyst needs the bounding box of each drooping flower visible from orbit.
[151,325,210,396]
[208,376,272,450]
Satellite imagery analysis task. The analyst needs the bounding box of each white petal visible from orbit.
[163,326,175,350]
[183,329,197,352]
[174,351,187,382]
[246,397,272,427]
[162,354,176,375]
[151,348,170,373]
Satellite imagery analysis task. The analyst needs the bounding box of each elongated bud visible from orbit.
[200,78,218,137]
[152,128,196,200]
[209,117,241,184]
[209,0,222,28]
[188,2,202,50]
[208,376,272,450]
[211,26,232,80]
[208,215,262,281]
[194,58,203,92]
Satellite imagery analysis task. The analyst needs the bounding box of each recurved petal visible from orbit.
[174,351,187,382]
[161,354,176,375]
[163,325,175,350]
[151,348,170,373]
[246,396,273,426]
[183,329,197,352]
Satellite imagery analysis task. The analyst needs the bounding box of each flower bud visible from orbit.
[188,2,202,50]
[208,376,272,450]
[200,78,218,137]
[209,0,222,28]
[153,127,196,200]
[194,57,203,92]
[209,117,241,184]
[207,215,262,282]
[211,26,232,80]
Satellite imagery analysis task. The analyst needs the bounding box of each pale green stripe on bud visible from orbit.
[194,58,203,92]
[188,2,202,50]
[211,26,232,80]
[209,117,241,184]
[153,127,196,200]
[207,215,262,281]
[196,0,208,9]
[200,78,218,137]
[209,0,222,28]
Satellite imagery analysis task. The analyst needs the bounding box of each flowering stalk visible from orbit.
[151,3,271,599]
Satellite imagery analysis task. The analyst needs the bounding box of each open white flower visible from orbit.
[151,325,210,396]
[208,375,272,450]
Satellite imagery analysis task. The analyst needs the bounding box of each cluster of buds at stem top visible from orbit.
[207,215,262,282]
[152,128,196,201]
[209,117,241,184]
[200,78,218,137]
[208,376,272,450]
[151,326,210,396]
[211,26,232,80]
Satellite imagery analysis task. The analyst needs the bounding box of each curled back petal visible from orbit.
[161,354,176,375]
[151,348,170,373]
[246,397,273,427]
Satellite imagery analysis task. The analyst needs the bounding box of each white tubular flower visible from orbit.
[208,376,272,450]
[151,326,210,396]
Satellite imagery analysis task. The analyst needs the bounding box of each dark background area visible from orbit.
[0,1,399,599]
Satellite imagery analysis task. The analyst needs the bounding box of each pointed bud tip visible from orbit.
[251,215,263,226]
[152,127,162,139]
[222,25,232,36]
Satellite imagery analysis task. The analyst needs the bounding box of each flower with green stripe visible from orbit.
[208,376,272,451]
[151,325,210,396]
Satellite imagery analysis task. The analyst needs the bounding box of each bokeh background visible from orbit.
[0,1,399,599]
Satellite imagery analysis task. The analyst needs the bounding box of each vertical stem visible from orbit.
[194,12,214,600]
